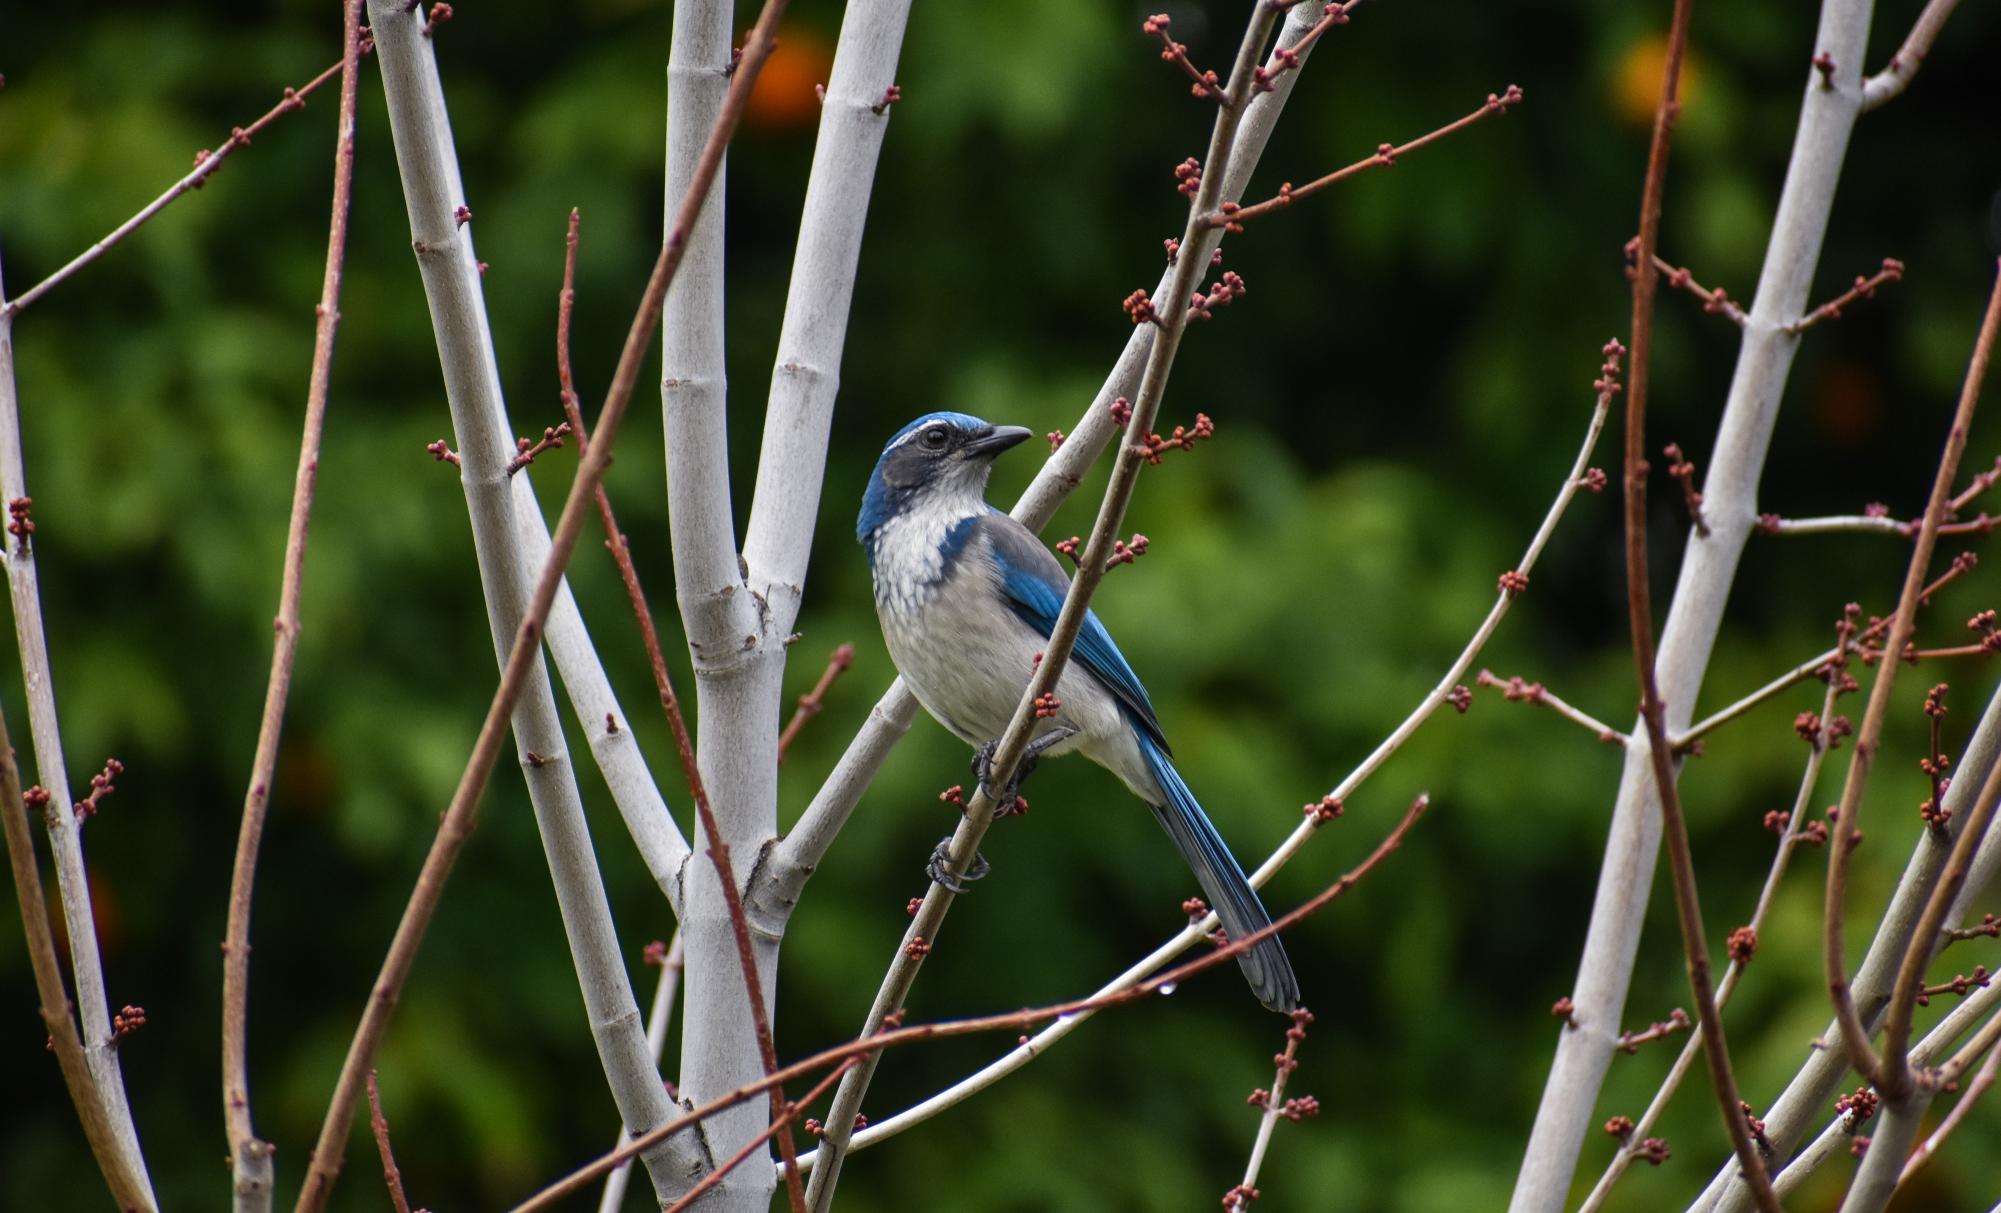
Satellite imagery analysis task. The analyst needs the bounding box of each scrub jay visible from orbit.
[859,410,1300,1013]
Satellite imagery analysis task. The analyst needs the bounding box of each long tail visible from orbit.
[1132,728,1300,1013]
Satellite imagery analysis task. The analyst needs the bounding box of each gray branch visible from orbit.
[365,0,698,1194]
[0,253,157,1211]
[1509,2,1877,1206]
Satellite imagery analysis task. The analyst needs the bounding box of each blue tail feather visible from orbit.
[1133,728,1300,1013]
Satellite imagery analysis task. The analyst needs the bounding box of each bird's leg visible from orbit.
[926,835,990,893]
[972,724,1078,820]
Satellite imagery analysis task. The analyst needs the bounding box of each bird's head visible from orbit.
[858,412,1032,542]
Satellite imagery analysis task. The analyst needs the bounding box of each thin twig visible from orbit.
[1227,1009,1318,1211]
[1860,0,1966,112]
[778,643,857,763]
[1475,669,1628,743]
[1827,262,2001,1101]
[292,2,788,1206]
[366,1072,414,1213]
[1646,249,1747,325]
[1620,0,1777,1201]
[1789,258,1906,333]
[2,60,351,318]
[0,701,152,1210]
[222,9,366,1205]
[519,794,1428,1211]
[1216,86,1522,228]
[802,10,1288,1203]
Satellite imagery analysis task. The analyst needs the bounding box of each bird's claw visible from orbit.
[926,835,990,893]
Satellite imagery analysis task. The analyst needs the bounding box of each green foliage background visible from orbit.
[3,1,2000,1209]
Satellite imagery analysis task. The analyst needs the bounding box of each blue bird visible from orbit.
[859,411,1299,1013]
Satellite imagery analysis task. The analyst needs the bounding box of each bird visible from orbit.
[858,410,1300,1013]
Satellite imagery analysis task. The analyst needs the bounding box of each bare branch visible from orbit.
[1618,0,1776,1197]
[292,0,786,1204]
[1789,257,1905,333]
[1227,1009,1320,1211]
[1860,0,1966,112]
[598,936,687,1213]
[778,644,857,763]
[1697,680,2001,1213]
[366,1072,414,1213]
[0,699,153,1211]
[1512,2,1877,1196]
[1475,670,1629,744]
[1826,262,2000,1099]
[222,9,365,1205]
[536,794,1429,1207]
[2,59,353,319]
[1217,86,1522,229]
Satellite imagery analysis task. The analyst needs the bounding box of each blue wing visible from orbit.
[973,512,1169,754]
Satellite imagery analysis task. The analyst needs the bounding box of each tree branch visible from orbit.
[1511,1,1876,1200]
[1859,0,1965,112]
[0,700,153,1212]
[292,0,783,1203]
[1824,262,1998,1099]
[221,9,365,1207]
[0,59,349,320]
[1617,0,1776,1199]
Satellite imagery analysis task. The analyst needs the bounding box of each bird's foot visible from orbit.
[971,725,1078,815]
[926,834,990,893]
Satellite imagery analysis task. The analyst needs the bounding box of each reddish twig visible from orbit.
[505,421,571,474]
[1831,263,2001,1102]
[1636,248,1746,325]
[1250,2,1356,94]
[2,56,361,319]
[1215,87,1522,229]
[553,210,808,1208]
[1944,912,2000,944]
[294,4,793,1208]
[1136,413,1214,463]
[1789,257,1906,333]
[1616,1008,1692,1054]
[424,439,459,466]
[1057,532,1151,573]
[1141,13,1223,103]
[1474,669,1627,743]
[1920,683,1953,831]
[366,1072,414,1213]
[1619,0,1777,1203]
[508,793,1430,1213]
[223,5,367,1197]
[1661,443,1708,537]
[1949,455,2001,516]
[778,643,857,763]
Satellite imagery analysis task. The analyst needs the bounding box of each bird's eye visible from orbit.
[921,427,949,450]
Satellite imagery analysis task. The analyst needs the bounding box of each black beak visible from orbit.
[964,425,1033,459]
